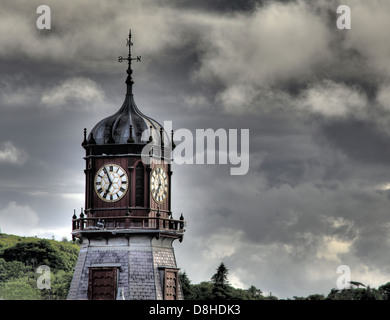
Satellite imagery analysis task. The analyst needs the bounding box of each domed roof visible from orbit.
[85,30,166,147]
[87,93,163,145]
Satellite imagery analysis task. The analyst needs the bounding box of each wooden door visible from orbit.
[88,268,117,300]
[164,270,178,300]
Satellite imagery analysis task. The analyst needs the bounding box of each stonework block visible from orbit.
[68,235,183,300]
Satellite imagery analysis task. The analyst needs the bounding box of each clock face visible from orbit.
[94,164,128,202]
[150,166,168,204]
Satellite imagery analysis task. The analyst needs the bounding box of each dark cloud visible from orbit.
[322,118,390,166]
[170,0,261,12]
[2,0,390,298]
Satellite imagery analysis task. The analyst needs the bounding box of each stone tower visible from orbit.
[67,30,185,300]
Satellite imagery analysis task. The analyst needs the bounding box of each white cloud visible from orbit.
[298,80,367,117]
[40,77,105,110]
[316,236,353,262]
[202,229,243,260]
[0,141,28,165]
[376,83,390,112]
[342,0,390,76]
[0,201,39,236]
[377,182,390,191]
[194,1,331,86]
[28,226,73,241]
[0,0,184,72]
[216,84,258,114]
[62,193,84,202]
[0,75,41,108]
[0,201,72,240]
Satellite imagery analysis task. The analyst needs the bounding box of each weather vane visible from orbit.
[118,29,141,93]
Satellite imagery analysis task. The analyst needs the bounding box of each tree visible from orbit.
[326,287,382,300]
[0,239,79,272]
[0,258,28,282]
[211,262,232,300]
[265,292,278,300]
[191,281,214,300]
[378,282,390,300]
[39,270,74,300]
[211,262,229,287]
[179,271,195,300]
[306,294,325,300]
[247,285,262,299]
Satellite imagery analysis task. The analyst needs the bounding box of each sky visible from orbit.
[1,0,390,299]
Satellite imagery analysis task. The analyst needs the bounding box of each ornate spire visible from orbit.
[88,31,164,147]
[118,29,141,95]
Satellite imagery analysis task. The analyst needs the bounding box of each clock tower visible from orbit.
[67,31,185,300]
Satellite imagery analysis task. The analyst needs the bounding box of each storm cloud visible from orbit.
[1,0,390,298]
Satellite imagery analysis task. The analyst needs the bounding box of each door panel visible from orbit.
[88,268,117,300]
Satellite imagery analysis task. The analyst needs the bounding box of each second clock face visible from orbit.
[94,163,128,202]
[150,166,168,204]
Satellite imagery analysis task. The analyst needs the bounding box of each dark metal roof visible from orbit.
[87,93,163,145]
[85,30,165,147]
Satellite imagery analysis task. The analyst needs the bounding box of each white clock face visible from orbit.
[150,166,168,204]
[94,164,128,202]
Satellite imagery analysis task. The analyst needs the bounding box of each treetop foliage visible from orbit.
[180,262,390,301]
[1,233,390,300]
[0,233,79,300]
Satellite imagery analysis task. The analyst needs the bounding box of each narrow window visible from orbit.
[135,162,144,206]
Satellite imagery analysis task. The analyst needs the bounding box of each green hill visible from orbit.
[0,233,80,300]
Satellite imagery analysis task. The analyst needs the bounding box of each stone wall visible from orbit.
[67,233,183,300]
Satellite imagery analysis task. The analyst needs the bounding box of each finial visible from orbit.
[88,132,96,145]
[82,128,88,147]
[160,128,164,159]
[160,128,164,146]
[148,126,153,143]
[179,213,185,231]
[171,129,176,150]
[118,29,141,95]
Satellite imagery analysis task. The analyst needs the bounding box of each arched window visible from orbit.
[135,162,144,206]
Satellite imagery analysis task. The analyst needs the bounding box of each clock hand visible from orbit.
[158,175,163,194]
[157,183,161,195]
[156,177,163,195]
[106,181,112,193]
[103,166,113,194]
[103,166,113,184]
